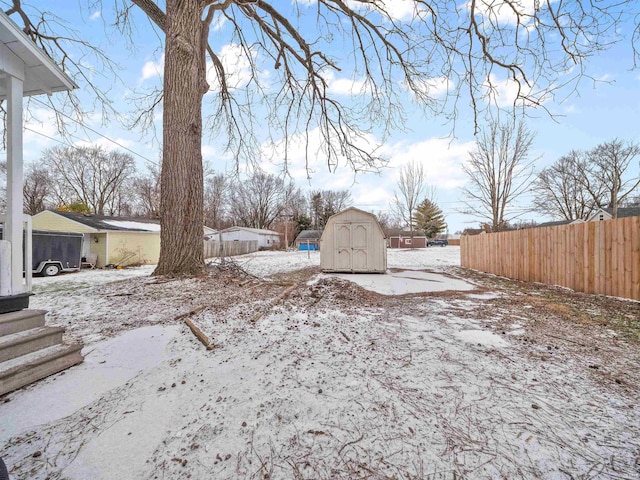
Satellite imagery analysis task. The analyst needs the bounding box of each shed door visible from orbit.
[334,222,369,271]
[351,223,369,271]
[335,223,352,270]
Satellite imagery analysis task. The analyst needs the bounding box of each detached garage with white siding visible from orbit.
[320,207,387,273]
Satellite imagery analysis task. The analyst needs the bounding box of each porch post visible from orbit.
[5,73,25,294]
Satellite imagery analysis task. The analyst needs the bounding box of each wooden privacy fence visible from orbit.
[203,240,259,258]
[460,217,640,301]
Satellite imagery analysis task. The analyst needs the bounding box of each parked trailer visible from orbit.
[0,228,83,276]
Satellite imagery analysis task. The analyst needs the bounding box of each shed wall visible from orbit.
[320,208,386,273]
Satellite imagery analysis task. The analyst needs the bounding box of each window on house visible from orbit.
[405,239,412,245]
[599,214,604,221]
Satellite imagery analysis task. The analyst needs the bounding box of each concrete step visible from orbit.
[0,343,84,396]
[0,326,65,363]
[0,309,46,337]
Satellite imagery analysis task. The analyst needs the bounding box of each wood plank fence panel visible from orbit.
[203,240,259,258]
[460,217,640,301]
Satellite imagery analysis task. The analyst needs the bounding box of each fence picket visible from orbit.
[460,218,640,301]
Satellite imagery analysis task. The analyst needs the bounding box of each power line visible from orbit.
[29,97,158,165]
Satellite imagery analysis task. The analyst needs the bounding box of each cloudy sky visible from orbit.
[9,1,640,233]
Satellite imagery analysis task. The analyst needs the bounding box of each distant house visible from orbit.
[536,219,584,228]
[219,226,281,249]
[387,230,427,248]
[461,228,485,236]
[586,207,640,222]
[294,230,322,250]
[32,210,162,267]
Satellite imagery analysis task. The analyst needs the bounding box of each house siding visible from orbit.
[107,232,160,266]
[389,236,426,248]
[32,211,97,233]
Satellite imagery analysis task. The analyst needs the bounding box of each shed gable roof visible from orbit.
[295,229,322,241]
[321,207,385,240]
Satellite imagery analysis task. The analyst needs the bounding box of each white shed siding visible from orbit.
[320,208,387,273]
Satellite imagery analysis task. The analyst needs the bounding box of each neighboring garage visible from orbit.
[32,210,161,268]
[320,207,387,273]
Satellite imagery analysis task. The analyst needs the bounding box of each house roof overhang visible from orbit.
[0,11,77,98]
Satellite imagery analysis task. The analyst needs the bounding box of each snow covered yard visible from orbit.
[1,247,639,479]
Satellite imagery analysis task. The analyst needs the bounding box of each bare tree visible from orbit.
[308,190,352,229]
[374,210,402,234]
[462,121,537,231]
[532,151,603,221]
[41,145,136,216]
[586,139,640,218]
[132,163,162,218]
[392,161,428,238]
[5,1,639,275]
[23,164,52,215]
[229,172,290,229]
[203,173,229,229]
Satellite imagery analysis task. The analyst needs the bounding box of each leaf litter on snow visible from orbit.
[1,247,639,479]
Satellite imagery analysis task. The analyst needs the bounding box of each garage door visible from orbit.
[334,222,369,271]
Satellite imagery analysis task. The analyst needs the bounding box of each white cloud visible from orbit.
[140,54,164,81]
[89,11,101,21]
[320,69,371,96]
[344,0,429,22]
[23,109,61,160]
[328,77,369,96]
[406,76,452,100]
[482,73,541,108]
[468,0,539,28]
[206,44,262,93]
[384,137,474,190]
[256,128,472,216]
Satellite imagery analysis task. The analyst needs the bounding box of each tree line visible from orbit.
[461,120,640,232]
[3,144,361,237]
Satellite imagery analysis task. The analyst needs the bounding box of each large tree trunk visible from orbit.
[154,0,208,276]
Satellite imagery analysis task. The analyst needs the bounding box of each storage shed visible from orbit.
[320,207,387,273]
[294,229,322,250]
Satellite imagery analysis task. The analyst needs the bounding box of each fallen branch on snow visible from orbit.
[173,306,216,350]
[251,283,297,323]
[184,318,216,350]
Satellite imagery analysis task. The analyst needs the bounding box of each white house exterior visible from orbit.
[586,207,640,222]
[0,12,77,303]
[219,227,281,249]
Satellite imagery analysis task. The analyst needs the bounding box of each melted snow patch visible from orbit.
[456,329,509,348]
[334,270,475,295]
[0,325,179,443]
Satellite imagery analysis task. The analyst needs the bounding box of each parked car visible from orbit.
[426,239,448,247]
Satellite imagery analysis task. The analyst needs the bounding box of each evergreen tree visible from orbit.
[414,199,446,238]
